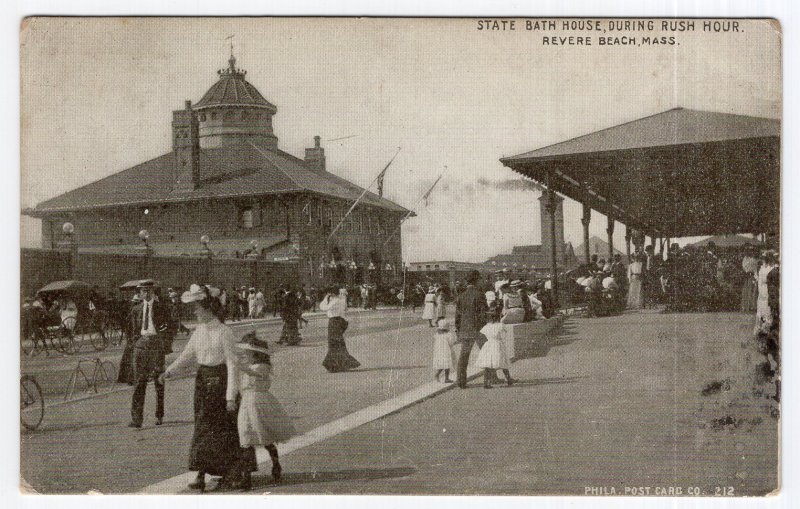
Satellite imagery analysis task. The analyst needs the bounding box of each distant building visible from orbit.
[24,54,411,285]
[408,191,579,284]
[574,235,625,260]
[688,234,761,249]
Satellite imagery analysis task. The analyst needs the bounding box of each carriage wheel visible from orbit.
[94,361,117,393]
[22,329,38,357]
[21,375,44,431]
[89,325,109,352]
[105,323,122,346]
[58,319,77,354]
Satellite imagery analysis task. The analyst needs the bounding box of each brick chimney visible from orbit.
[172,100,200,191]
[304,135,326,172]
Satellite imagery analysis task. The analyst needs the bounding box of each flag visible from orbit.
[377,172,385,198]
[422,174,443,206]
[376,148,399,198]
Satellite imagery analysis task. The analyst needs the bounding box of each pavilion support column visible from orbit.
[581,203,591,265]
[542,171,559,304]
[606,211,615,260]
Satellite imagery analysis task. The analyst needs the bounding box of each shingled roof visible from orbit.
[503,108,779,162]
[29,143,411,215]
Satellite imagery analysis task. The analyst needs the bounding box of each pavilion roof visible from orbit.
[500,108,780,238]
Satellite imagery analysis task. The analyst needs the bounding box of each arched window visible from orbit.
[199,113,206,122]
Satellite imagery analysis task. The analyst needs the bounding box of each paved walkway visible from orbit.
[21,309,777,496]
[240,310,778,496]
[20,309,441,493]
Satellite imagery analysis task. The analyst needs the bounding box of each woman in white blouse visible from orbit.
[320,287,361,372]
[161,284,240,492]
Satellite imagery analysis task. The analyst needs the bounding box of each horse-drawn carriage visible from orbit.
[22,280,112,355]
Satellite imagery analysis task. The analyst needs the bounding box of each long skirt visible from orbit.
[189,364,242,476]
[322,317,360,373]
[280,318,302,345]
[422,302,435,320]
[741,278,758,313]
[627,276,644,309]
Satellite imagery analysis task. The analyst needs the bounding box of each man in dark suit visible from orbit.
[455,270,489,388]
[129,281,172,428]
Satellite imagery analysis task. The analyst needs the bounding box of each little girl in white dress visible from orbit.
[235,332,298,490]
[432,318,456,383]
[477,312,515,389]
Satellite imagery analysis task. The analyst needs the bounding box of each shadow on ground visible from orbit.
[199,466,417,493]
[512,320,580,360]
[349,365,427,373]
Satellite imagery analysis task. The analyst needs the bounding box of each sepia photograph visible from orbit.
[18,16,781,497]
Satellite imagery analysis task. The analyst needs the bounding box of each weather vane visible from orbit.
[225,34,235,56]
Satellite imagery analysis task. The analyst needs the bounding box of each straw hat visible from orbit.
[181,283,221,303]
[237,331,270,356]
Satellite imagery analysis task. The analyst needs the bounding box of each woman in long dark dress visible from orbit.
[161,284,241,492]
[320,288,360,372]
[277,291,302,345]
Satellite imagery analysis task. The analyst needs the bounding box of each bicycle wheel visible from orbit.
[94,361,117,393]
[20,375,44,431]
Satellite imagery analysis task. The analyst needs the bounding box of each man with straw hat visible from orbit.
[128,280,171,428]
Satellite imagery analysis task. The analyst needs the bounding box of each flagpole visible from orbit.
[381,167,447,250]
[328,147,401,239]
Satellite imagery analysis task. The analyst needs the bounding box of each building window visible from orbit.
[239,207,254,229]
[317,203,323,226]
[426,265,431,270]
[210,111,217,120]
[305,201,313,225]
[199,113,206,122]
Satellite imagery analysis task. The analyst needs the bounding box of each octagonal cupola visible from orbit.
[193,54,279,150]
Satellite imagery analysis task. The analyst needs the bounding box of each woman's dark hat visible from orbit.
[237,331,270,355]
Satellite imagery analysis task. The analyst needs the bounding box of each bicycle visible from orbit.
[21,375,44,431]
[64,357,118,402]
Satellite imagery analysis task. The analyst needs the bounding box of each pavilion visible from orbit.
[500,107,780,300]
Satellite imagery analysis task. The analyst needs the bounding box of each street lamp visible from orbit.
[139,228,150,246]
[200,234,212,258]
[246,239,259,259]
[63,222,76,277]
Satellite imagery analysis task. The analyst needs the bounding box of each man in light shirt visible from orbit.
[129,281,171,428]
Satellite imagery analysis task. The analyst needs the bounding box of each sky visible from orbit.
[19,17,781,262]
